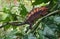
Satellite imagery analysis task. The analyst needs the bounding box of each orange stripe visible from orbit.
[36,8,39,12]
[31,12,34,15]
[34,9,36,13]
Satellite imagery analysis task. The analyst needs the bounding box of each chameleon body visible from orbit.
[13,6,49,28]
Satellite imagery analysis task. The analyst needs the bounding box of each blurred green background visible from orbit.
[0,0,60,39]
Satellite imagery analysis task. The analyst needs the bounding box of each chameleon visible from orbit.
[0,6,49,29]
[10,6,49,29]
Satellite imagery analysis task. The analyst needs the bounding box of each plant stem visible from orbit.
[28,10,60,34]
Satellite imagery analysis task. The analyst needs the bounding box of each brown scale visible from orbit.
[26,6,49,25]
[12,6,49,29]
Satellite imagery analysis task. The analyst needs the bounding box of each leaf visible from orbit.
[28,34,36,39]
[48,24,57,31]
[4,25,10,30]
[43,24,57,39]
[54,16,60,25]
[57,0,60,9]
[22,35,28,39]
[38,30,44,39]
[22,34,36,39]
[9,14,17,21]
[15,33,24,37]
[3,29,17,39]
[20,4,28,17]
[2,14,9,20]
[32,0,49,5]
[43,25,54,36]
[3,7,11,14]
[17,0,20,2]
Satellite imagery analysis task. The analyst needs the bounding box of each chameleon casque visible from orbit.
[0,6,49,29]
[11,6,49,29]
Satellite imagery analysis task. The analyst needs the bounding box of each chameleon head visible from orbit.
[40,6,49,11]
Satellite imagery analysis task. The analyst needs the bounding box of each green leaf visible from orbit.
[43,25,55,39]
[22,35,28,39]
[3,7,11,14]
[2,16,10,22]
[9,14,17,21]
[48,24,57,31]
[54,16,60,25]
[3,29,17,39]
[15,33,24,37]
[23,34,36,39]
[2,14,9,20]
[28,34,36,39]
[44,26,54,36]
[20,4,28,17]
[32,0,49,5]
[4,25,10,30]
[38,30,44,39]
[17,0,20,2]
[57,0,60,9]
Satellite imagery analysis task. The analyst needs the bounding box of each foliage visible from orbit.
[0,0,60,39]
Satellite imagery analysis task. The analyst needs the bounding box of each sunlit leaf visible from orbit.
[20,4,28,17]
[32,0,49,5]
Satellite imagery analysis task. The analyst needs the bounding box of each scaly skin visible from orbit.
[25,6,49,28]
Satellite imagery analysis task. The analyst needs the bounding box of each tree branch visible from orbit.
[29,10,60,33]
[33,10,60,27]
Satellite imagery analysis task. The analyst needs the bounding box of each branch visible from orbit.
[33,10,60,27]
[28,10,60,33]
